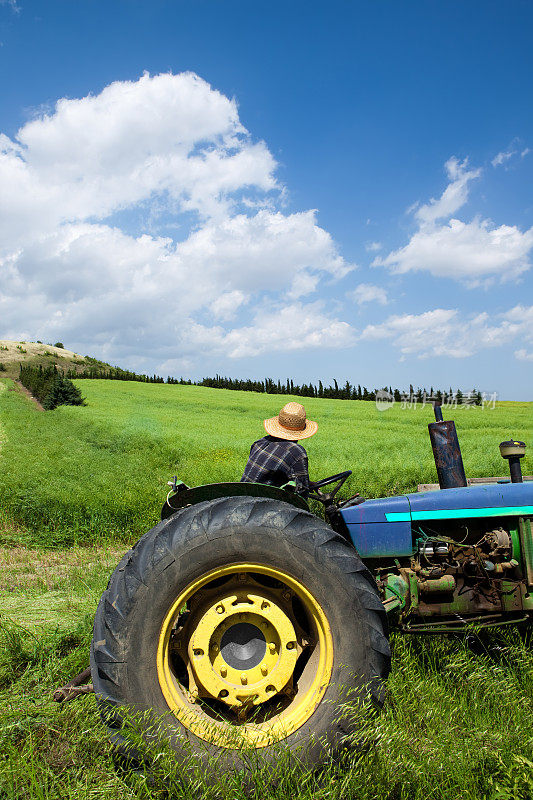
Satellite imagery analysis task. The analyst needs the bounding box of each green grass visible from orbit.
[0,378,532,798]
[0,378,531,546]
[0,553,531,800]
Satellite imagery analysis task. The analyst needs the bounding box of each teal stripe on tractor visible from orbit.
[386,505,533,522]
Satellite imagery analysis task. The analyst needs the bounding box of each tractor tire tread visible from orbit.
[91,495,390,751]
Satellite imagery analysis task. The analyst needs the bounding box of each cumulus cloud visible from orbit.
[365,241,382,252]
[374,157,533,285]
[360,304,533,359]
[0,72,355,367]
[349,283,388,306]
[183,302,355,359]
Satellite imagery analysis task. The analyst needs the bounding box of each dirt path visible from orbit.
[14,379,44,410]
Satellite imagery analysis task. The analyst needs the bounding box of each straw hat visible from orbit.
[264,402,318,441]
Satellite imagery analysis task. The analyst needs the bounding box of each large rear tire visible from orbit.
[91,496,390,773]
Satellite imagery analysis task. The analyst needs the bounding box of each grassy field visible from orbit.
[0,378,532,799]
[0,378,531,546]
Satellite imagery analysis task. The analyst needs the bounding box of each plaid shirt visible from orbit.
[241,435,310,497]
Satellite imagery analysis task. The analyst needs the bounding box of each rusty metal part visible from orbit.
[519,517,533,589]
[418,575,456,594]
[400,613,529,634]
[500,559,519,570]
[428,419,467,489]
[53,666,94,702]
[488,527,511,549]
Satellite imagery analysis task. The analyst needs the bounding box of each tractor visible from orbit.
[90,407,532,773]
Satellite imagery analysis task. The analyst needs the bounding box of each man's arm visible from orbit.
[289,448,310,497]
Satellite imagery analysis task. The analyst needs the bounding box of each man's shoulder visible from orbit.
[275,440,307,460]
[251,436,271,448]
[287,441,307,457]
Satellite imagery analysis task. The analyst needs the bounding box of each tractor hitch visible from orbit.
[52,666,93,703]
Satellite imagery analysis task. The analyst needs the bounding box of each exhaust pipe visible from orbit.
[428,404,467,489]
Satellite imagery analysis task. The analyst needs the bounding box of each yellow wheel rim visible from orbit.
[157,563,334,748]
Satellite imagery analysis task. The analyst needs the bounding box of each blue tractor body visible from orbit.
[341,481,533,559]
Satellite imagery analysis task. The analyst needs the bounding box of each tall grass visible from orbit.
[0,380,532,798]
[0,379,531,546]
[0,596,531,799]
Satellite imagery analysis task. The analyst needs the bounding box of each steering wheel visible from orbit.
[308,470,352,503]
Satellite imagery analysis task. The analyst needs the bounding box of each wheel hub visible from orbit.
[176,586,299,707]
[158,564,334,748]
[220,622,266,670]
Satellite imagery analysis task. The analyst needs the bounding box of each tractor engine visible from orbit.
[374,518,529,630]
[339,406,532,631]
[408,525,518,617]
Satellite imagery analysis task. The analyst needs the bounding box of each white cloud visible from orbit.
[184,302,355,359]
[0,73,355,367]
[360,304,533,359]
[350,283,388,306]
[515,348,533,361]
[365,241,382,252]
[210,291,248,321]
[492,146,530,167]
[492,150,515,168]
[414,157,481,224]
[0,0,20,12]
[374,157,533,285]
[375,217,533,285]
[0,72,278,249]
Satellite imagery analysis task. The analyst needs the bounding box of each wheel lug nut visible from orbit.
[268,642,276,653]
[220,665,227,677]
[241,673,248,685]
[261,665,268,676]
[211,643,218,652]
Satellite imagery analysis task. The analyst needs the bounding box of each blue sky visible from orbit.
[1,0,532,398]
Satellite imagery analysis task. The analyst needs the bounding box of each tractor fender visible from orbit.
[161,481,309,520]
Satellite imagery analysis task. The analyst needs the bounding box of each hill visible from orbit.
[0,339,110,379]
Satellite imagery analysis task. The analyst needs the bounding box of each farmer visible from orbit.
[241,402,317,498]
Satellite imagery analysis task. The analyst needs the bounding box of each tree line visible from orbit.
[67,366,483,405]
